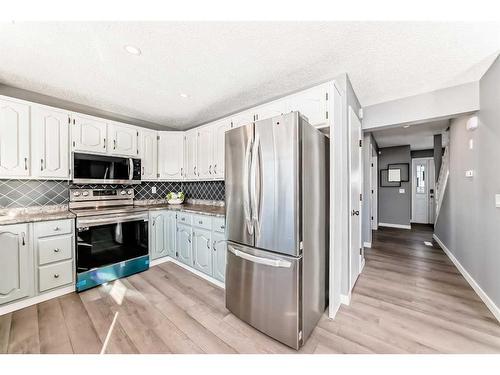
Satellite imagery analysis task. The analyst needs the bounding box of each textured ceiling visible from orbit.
[372,119,450,150]
[0,22,499,129]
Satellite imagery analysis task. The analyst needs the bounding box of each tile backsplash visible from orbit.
[0,179,225,208]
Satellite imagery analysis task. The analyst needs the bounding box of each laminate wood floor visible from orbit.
[2,224,500,354]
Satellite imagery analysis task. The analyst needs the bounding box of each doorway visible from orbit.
[411,157,436,224]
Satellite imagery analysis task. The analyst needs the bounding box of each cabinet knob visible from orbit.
[53,248,60,253]
[54,226,60,231]
[54,274,60,279]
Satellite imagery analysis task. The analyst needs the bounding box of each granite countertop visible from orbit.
[135,199,225,217]
[0,205,76,226]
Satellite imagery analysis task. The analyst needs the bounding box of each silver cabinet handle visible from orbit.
[228,246,291,268]
[53,274,60,279]
[188,234,192,243]
[113,139,116,150]
[212,240,216,250]
[180,167,183,177]
[53,248,60,253]
[194,166,197,176]
[40,159,44,171]
[198,220,203,225]
[103,138,106,149]
[142,166,145,175]
[214,164,217,174]
[21,232,25,246]
[209,165,212,174]
[243,137,253,235]
[24,157,28,170]
[206,238,210,249]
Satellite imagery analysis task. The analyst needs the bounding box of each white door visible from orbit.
[72,114,108,154]
[212,119,231,180]
[231,110,255,129]
[0,98,30,177]
[31,106,70,179]
[184,130,198,180]
[254,98,288,121]
[412,158,435,224]
[349,106,363,288]
[197,126,214,179]
[108,122,138,157]
[158,132,184,180]
[140,129,158,180]
[288,84,328,127]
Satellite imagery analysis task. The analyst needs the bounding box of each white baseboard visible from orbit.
[433,234,500,323]
[153,256,225,289]
[379,222,411,230]
[0,285,75,316]
[340,293,351,306]
[363,242,372,248]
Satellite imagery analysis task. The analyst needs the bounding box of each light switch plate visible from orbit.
[399,188,405,194]
[465,170,474,178]
[152,186,157,194]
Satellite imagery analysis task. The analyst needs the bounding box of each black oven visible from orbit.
[73,152,142,185]
[75,212,149,291]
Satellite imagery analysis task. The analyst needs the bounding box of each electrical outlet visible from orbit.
[152,186,157,194]
[399,188,405,194]
[465,170,474,178]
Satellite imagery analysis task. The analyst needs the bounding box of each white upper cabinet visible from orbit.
[196,126,214,180]
[231,110,255,129]
[108,122,139,157]
[212,118,231,180]
[184,130,198,180]
[72,114,108,154]
[0,98,30,178]
[254,97,289,122]
[288,84,328,127]
[140,129,158,181]
[158,131,184,180]
[31,105,70,179]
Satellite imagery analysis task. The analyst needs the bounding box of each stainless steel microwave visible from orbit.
[72,152,142,185]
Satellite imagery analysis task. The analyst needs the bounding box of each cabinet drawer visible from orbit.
[192,214,212,230]
[177,212,192,225]
[38,260,73,292]
[213,217,226,233]
[35,219,73,237]
[38,235,73,265]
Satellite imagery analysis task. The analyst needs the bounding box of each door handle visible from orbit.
[250,134,261,237]
[243,136,253,235]
[352,210,360,216]
[228,246,292,268]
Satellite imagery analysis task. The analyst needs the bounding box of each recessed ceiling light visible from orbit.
[403,125,410,128]
[180,93,189,98]
[124,45,141,56]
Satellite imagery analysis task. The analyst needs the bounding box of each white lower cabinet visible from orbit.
[0,219,75,309]
[149,210,226,284]
[0,224,32,305]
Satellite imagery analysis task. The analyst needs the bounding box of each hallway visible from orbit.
[324,224,500,353]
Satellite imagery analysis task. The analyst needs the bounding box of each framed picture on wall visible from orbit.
[380,169,401,187]
[388,163,410,182]
[388,168,401,182]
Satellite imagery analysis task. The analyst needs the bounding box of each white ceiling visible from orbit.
[372,119,450,150]
[0,22,499,130]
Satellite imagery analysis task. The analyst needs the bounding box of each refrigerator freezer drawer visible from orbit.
[225,242,301,349]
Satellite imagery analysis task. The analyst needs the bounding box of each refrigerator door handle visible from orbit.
[250,134,261,237]
[243,136,254,235]
[228,246,292,268]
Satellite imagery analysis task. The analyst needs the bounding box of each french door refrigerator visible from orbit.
[225,111,328,349]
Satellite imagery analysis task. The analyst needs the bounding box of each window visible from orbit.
[416,164,426,194]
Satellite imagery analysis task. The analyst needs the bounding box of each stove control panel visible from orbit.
[69,188,135,202]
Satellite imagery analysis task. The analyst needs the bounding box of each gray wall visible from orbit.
[363,81,480,130]
[378,145,411,226]
[362,133,377,245]
[435,56,500,310]
[411,149,434,158]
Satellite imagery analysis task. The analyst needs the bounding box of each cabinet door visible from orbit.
[0,98,30,177]
[254,98,288,122]
[165,211,177,257]
[176,223,192,265]
[184,130,198,180]
[192,227,212,275]
[212,119,231,180]
[0,224,32,305]
[158,132,184,180]
[140,129,158,180]
[72,114,108,154]
[288,84,328,127]
[109,122,138,157]
[150,212,167,260]
[196,127,214,179]
[212,231,226,282]
[31,106,70,179]
[231,110,255,129]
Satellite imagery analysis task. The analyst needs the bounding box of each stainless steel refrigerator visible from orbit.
[225,111,329,349]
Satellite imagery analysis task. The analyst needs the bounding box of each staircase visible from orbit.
[435,145,449,223]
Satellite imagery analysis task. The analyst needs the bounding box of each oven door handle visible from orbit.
[77,214,148,228]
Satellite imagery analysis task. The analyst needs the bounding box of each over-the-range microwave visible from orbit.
[72,152,142,185]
